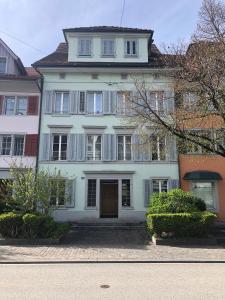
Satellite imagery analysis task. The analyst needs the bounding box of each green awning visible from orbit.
[183,171,222,181]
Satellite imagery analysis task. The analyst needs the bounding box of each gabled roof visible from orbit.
[63,26,153,34]
[0,38,26,75]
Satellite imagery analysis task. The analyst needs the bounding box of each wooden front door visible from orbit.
[100,180,118,218]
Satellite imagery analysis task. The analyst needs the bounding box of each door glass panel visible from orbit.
[192,182,215,209]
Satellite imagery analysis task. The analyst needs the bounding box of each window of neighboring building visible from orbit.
[192,182,216,210]
[50,179,66,207]
[86,135,102,160]
[87,92,103,114]
[54,92,70,114]
[152,179,168,193]
[4,96,28,115]
[0,57,6,73]
[78,38,92,56]
[52,134,67,161]
[1,135,12,155]
[151,135,166,160]
[13,135,24,156]
[125,40,138,56]
[102,39,115,56]
[79,91,85,113]
[149,91,164,113]
[117,135,132,160]
[16,97,28,115]
[183,92,197,110]
[87,179,96,207]
[5,97,16,115]
[122,179,131,207]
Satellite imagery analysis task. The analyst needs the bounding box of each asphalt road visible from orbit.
[0,263,225,299]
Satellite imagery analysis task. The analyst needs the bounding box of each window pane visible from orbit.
[62,93,69,113]
[192,182,215,209]
[79,39,91,56]
[13,136,24,156]
[16,97,27,115]
[95,135,101,160]
[87,92,94,114]
[118,136,124,160]
[5,97,15,115]
[132,41,136,54]
[126,41,130,54]
[103,40,114,56]
[161,180,168,192]
[0,58,6,73]
[87,135,101,160]
[60,135,67,160]
[125,136,131,160]
[95,93,102,114]
[52,135,60,160]
[55,93,61,113]
[1,135,11,155]
[87,179,96,207]
[122,179,131,207]
[152,180,160,193]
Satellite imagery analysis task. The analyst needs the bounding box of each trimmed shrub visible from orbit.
[0,212,23,238]
[22,213,43,239]
[147,211,217,237]
[147,189,206,214]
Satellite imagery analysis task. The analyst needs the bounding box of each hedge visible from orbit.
[0,212,70,239]
[147,211,217,238]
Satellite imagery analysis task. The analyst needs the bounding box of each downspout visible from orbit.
[35,71,44,174]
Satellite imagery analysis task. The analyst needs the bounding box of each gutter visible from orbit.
[34,70,44,174]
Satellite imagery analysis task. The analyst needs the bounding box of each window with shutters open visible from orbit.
[102,39,115,56]
[87,92,103,114]
[86,135,102,160]
[50,179,66,207]
[152,179,168,193]
[78,38,92,56]
[117,135,132,160]
[0,135,25,156]
[54,92,69,114]
[151,135,166,161]
[52,134,68,161]
[149,91,164,113]
[4,96,28,115]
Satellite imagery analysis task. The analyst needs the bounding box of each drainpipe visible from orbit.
[35,71,44,174]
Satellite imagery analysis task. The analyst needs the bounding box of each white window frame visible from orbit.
[52,134,68,161]
[101,39,115,57]
[152,179,169,193]
[54,91,70,114]
[50,179,67,207]
[124,39,138,57]
[149,91,164,113]
[87,91,103,115]
[86,178,97,208]
[86,135,102,161]
[117,135,132,161]
[151,136,166,161]
[78,38,92,56]
[0,57,7,74]
[0,134,25,156]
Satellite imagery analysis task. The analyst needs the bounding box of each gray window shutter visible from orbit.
[111,134,117,161]
[103,134,111,161]
[111,91,117,114]
[103,91,111,114]
[65,179,76,208]
[168,179,180,190]
[76,134,86,161]
[70,91,78,114]
[40,134,51,161]
[164,90,175,113]
[43,91,53,114]
[67,134,77,161]
[0,135,2,153]
[144,179,153,207]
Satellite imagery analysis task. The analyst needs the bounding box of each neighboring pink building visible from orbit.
[0,39,40,181]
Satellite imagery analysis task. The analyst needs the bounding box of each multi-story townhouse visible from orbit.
[33,26,179,223]
[0,39,40,187]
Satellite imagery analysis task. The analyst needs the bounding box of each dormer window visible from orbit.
[0,57,6,73]
[78,38,92,56]
[102,39,115,57]
[125,40,138,56]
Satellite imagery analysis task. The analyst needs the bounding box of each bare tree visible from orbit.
[127,0,225,157]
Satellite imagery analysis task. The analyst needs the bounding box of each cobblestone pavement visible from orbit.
[1,243,225,262]
[0,226,225,262]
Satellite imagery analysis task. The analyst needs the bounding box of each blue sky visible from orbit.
[0,0,203,66]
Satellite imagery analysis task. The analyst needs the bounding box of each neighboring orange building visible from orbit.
[179,155,225,220]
